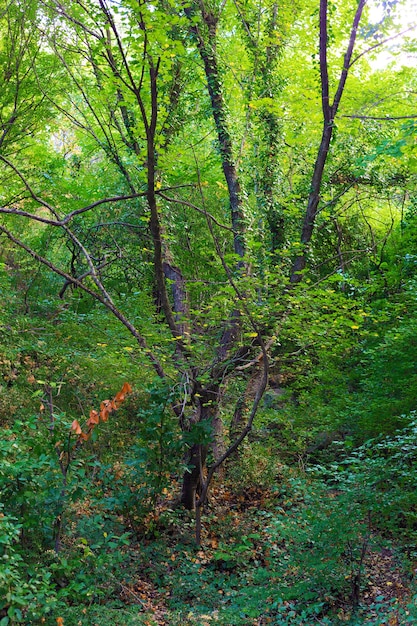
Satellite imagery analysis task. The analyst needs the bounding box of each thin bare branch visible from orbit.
[0,224,165,379]
[349,23,417,68]
[156,192,235,232]
[44,0,102,39]
[0,155,193,226]
[342,114,417,121]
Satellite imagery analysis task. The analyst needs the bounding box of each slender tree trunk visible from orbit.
[290,0,366,283]
[181,443,207,510]
[178,5,250,509]
[290,123,333,282]
[186,6,245,259]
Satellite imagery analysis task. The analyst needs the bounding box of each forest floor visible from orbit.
[58,482,417,626]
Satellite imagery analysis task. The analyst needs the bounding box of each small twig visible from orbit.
[156,191,235,233]
[108,574,147,608]
[349,24,417,68]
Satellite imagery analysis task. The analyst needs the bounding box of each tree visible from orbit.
[0,0,271,533]
[0,0,416,543]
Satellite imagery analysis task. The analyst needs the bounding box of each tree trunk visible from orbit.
[290,0,365,283]
[180,387,219,509]
[181,442,208,510]
[290,123,333,283]
[185,5,245,260]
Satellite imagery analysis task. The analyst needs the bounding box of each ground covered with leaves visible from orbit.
[44,472,417,626]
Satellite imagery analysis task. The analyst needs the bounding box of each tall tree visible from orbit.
[290,0,367,283]
[0,0,270,524]
[0,0,415,542]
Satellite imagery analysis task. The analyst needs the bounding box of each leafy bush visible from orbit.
[0,417,61,550]
[260,477,371,610]
[317,416,417,543]
[100,382,183,531]
[0,509,57,624]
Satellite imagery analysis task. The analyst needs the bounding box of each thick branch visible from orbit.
[319,0,330,122]
[331,0,366,116]
[163,261,189,339]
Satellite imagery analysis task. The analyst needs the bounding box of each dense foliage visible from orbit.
[1,0,417,623]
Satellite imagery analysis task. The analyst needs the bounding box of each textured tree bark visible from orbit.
[180,385,219,509]
[163,261,189,339]
[185,5,245,260]
[181,443,207,510]
[255,3,286,257]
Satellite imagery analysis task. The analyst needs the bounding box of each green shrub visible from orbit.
[0,509,57,624]
[318,416,417,543]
